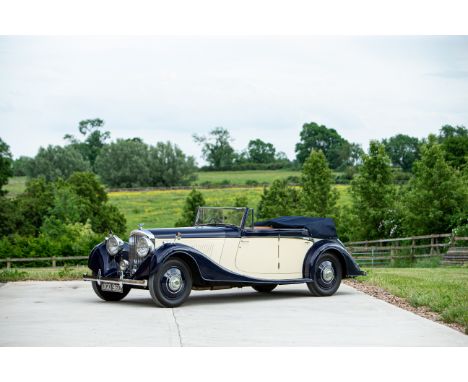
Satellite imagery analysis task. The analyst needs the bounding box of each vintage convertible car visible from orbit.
[83,207,365,307]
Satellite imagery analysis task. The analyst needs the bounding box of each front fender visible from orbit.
[88,242,121,277]
[302,240,364,280]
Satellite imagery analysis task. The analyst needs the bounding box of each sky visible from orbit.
[1,36,467,163]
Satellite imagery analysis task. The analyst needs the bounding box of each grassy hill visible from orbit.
[108,185,351,234]
[4,173,351,234]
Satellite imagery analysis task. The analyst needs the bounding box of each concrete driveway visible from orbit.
[0,281,466,346]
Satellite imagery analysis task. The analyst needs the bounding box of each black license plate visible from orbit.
[101,282,123,293]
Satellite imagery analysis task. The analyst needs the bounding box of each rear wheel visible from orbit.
[307,252,342,296]
[149,259,192,308]
[252,284,277,293]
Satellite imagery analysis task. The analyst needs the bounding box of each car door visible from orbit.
[278,234,312,277]
[235,231,279,276]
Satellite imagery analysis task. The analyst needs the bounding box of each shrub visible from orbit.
[175,189,206,227]
[245,179,259,186]
[234,195,249,207]
[257,179,301,219]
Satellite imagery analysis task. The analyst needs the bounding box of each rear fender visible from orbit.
[302,240,364,280]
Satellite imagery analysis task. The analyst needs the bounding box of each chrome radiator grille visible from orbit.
[128,235,144,275]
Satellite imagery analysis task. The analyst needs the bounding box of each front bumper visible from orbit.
[83,273,148,287]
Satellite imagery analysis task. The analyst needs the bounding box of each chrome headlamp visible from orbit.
[136,236,154,257]
[106,234,124,256]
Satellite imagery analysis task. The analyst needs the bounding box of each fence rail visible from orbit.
[345,234,468,267]
[0,256,88,269]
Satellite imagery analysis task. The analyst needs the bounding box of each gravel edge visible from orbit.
[344,279,466,335]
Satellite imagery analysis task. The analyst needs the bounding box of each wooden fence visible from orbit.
[345,234,468,266]
[0,256,88,269]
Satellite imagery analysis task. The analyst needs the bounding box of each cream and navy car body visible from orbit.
[83,207,365,307]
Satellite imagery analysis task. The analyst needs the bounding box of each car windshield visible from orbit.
[195,207,247,228]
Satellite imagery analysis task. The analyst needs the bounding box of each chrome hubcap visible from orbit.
[320,261,335,283]
[165,268,184,293]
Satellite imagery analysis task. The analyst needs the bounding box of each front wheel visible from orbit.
[306,252,342,296]
[149,259,192,308]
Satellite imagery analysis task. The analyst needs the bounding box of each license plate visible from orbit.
[101,282,123,293]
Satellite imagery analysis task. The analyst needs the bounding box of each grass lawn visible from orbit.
[109,185,350,234]
[0,266,89,282]
[356,267,468,333]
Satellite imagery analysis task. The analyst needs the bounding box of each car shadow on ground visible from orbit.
[88,286,354,308]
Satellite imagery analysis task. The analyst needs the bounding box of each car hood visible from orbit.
[148,225,240,239]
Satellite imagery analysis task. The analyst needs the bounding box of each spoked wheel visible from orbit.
[149,259,192,308]
[252,284,277,293]
[91,275,131,301]
[307,252,342,296]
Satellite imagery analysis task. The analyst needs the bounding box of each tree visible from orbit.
[349,141,398,240]
[49,172,126,236]
[295,122,351,169]
[64,118,111,170]
[0,196,19,236]
[401,136,468,235]
[0,138,13,195]
[246,139,276,164]
[300,150,338,217]
[381,134,421,172]
[12,156,34,177]
[148,142,197,186]
[67,171,108,206]
[257,179,301,219]
[175,189,206,227]
[14,177,56,236]
[95,139,151,188]
[193,127,235,169]
[29,145,90,181]
[438,125,468,169]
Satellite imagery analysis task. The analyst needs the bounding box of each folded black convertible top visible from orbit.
[254,216,337,239]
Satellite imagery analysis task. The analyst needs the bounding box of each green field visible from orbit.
[109,185,350,233]
[3,171,301,196]
[357,267,468,333]
[3,176,27,197]
[3,174,351,233]
[193,169,301,185]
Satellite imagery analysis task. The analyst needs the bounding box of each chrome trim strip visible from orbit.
[83,274,148,287]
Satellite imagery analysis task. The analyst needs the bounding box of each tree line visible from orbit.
[8,120,468,190]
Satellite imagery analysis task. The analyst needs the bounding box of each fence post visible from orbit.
[430,236,435,255]
[52,257,56,268]
[7,258,11,269]
[411,238,416,261]
[371,248,374,268]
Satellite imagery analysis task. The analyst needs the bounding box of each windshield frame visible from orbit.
[194,207,249,229]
